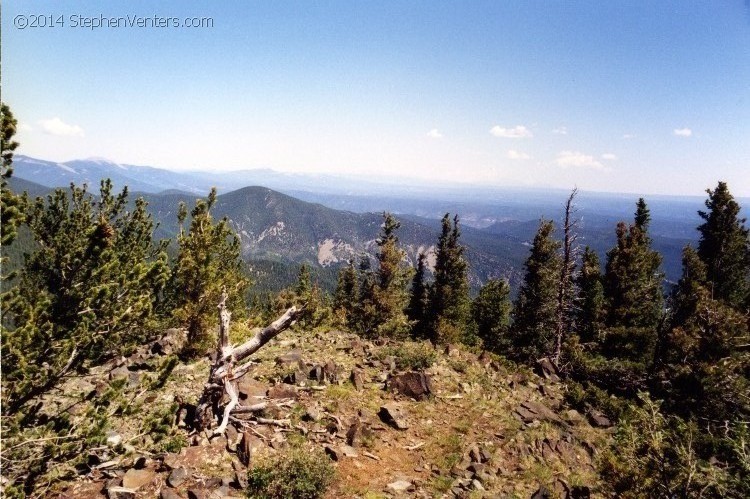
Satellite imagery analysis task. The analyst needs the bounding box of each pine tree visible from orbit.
[510,220,562,360]
[553,188,579,363]
[430,214,471,344]
[333,259,358,326]
[658,245,749,426]
[1,103,23,249]
[696,182,750,309]
[472,278,512,353]
[296,263,311,296]
[361,213,412,338]
[407,252,430,339]
[169,188,249,354]
[2,181,169,412]
[576,246,605,344]
[603,199,664,351]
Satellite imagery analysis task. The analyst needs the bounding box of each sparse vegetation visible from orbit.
[246,446,335,499]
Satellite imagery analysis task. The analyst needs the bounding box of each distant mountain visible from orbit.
[138,186,523,290]
[12,154,746,289]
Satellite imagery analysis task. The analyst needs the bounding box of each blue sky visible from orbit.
[3,1,749,195]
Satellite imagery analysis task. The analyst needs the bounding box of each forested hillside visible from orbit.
[2,104,749,498]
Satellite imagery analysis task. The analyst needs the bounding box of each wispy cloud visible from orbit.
[555,150,606,170]
[427,128,443,139]
[39,117,85,137]
[601,153,617,160]
[673,128,692,137]
[490,125,533,139]
[622,133,636,140]
[18,123,34,132]
[552,126,568,135]
[507,149,530,160]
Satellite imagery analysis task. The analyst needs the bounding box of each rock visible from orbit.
[267,384,298,399]
[106,431,122,447]
[478,350,493,365]
[168,467,189,487]
[109,365,130,381]
[513,400,565,425]
[107,486,136,499]
[587,409,613,428]
[275,350,303,365]
[471,479,485,491]
[531,485,553,499]
[565,409,585,424]
[160,489,183,499]
[283,370,308,386]
[232,460,248,490]
[468,444,481,463]
[350,369,365,391]
[346,421,370,447]
[309,365,325,383]
[535,357,561,381]
[383,356,397,371]
[341,444,359,458]
[323,360,339,384]
[122,468,156,490]
[445,343,461,357]
[236,378,268,402]
[303,407,322,422]
[324,445,341,461]
[479,447,493,463]
[386,480,413,493]
[388,372,433,400]
[378,403,409,430]
[347,339,365,356]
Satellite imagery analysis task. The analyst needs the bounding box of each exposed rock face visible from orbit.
[121,468,155,490]
[387,372,433,400]
[350,368,365,391]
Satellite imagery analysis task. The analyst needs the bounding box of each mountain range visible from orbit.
[10,154,739,293]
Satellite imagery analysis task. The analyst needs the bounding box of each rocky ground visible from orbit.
[45,325,614,498]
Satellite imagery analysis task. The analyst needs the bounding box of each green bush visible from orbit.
[383,341,437,370]
[246,447,335,499]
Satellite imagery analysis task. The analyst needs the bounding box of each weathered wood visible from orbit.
[194,297,304,433]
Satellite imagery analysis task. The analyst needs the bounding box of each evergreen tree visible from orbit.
[696,182,750,309]
[2,181,169,412]
[296,263,311,296]
[657,245,750,425]
[602,200,664,360]
[333,259,358,326]
[429,214,472,344]
[576,246,605,344]
[472,278,512,353]
[407,252,430,339]
[510,220,562,360]
[169,188,249,354]
[360,213,412,338]
[1,103,22,249]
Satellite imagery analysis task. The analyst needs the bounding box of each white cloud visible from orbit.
[552,126,568,135]
[622,133,636,140]
[507,149,530,160]
[18,123,33,132]
[427,128,443,139]
[490,125,533,139]
[39,117,84,137]
[555,150,605,170]
[601,153,617,160]
[673,128,692,137]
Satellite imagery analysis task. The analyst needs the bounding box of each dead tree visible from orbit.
[553,187,580,365]
[193,287,304,432]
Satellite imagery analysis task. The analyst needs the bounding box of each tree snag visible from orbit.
[193,288,304,432]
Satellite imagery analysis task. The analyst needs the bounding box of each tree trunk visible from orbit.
[193,293,304,432]
[553,188,579,365]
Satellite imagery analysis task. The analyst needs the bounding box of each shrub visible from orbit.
[384,341,437,370]
[246,447,335,499]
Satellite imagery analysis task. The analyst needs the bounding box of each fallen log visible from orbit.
[193,288,304,432]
